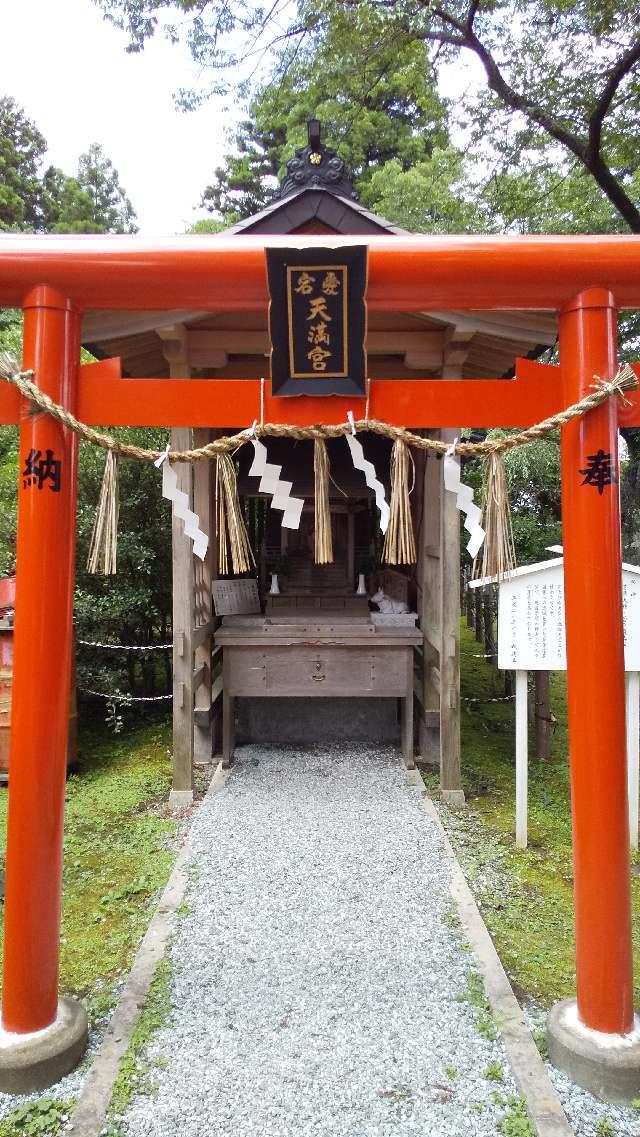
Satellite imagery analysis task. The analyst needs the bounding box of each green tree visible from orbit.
[0,409,172,702]
[74,432,172,703]
[0,96,47,230]
[96,0,640,234]
[0,96,137,234]
[202,17,449,224]
[42,144,137,233]
[76,143,137,233]
[362,148,487,232]
[186,217,226,234]
[40,167,97,234]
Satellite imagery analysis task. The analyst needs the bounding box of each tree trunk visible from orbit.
[474,587,484,643]
[482,590,496,665]
[465,580,474,628]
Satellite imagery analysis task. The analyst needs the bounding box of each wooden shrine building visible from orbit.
[83,123,557,804]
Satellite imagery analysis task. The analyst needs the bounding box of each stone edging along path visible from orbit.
[68,749,574,1137]
[406,772,573,1137]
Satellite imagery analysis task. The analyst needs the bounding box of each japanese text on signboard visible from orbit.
[287,266,348,378]
[266,245,367,397]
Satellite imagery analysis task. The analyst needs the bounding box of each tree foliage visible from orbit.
[0,95,137,233]
[0,96,47,231]
[0,116,147,707]
[0,313,172,703]
[361,148,486,232]
[96,0,640,233]
[201,14,449,223]
[74,432,173,703]
[43,144,137,233]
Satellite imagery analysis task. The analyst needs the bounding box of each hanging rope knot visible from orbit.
[590,364,636,408]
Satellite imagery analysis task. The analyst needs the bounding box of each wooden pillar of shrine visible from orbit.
[193,430,216,765]
[439,426,463,804]
[418,441,441,766]
[160,326,195,805]
[435,335,470,803]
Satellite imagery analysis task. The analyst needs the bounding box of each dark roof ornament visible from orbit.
[274,119,359,202]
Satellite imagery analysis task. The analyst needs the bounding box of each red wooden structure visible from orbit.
[0,235,639,1091]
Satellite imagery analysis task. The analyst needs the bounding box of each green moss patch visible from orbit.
[0,717,177,1020]
[431,621,640,1008]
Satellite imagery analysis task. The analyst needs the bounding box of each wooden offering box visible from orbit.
[216,610,421,769]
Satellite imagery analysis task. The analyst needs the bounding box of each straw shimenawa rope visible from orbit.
[383,439,417,565]
[87,450,119,575]
[215,453,255,576]
[0,353,636,463]
[474,453,517,580]
[313,437,333,565]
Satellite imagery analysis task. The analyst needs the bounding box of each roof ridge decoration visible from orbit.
[274,118,359,202]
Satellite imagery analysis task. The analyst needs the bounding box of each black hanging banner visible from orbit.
[266,245,367,396]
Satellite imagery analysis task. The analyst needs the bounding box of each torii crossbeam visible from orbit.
[0,235,639,1100]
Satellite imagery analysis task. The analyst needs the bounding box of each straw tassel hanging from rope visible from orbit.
[474,452,516,579]
[216,453,255,575]
[87,449,120,575]
[382,439,416,565]
[314,437,333,564]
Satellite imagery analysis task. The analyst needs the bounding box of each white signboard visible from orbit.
[496,558,640,671]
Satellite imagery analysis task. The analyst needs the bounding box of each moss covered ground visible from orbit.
[426,621,640,1008]
[0,716,177,1023]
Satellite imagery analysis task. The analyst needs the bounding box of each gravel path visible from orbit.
[115,743,526,1137]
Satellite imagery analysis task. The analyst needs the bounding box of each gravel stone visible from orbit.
[116,744,521,1137]
[525,1004,640,1136]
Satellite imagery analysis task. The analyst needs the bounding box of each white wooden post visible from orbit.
[626,671,640,851]
[515,669,529,849]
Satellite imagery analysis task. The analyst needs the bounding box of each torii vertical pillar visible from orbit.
[548,288,640,1101]
[0,287,88,1092]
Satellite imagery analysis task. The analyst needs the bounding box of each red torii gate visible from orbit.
[0,235,640,1097]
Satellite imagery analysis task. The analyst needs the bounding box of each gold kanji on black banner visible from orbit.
[266,246,367,396]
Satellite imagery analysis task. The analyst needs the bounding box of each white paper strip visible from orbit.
[154,447,209,561]
[248,439,304,530]
[443,442,485,559]
[345,414,389,534]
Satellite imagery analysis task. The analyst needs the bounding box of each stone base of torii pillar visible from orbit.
[548,1000,640,1103]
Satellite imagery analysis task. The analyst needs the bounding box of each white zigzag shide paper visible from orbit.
[443,449,485,558]
[345,433,390,534]
[248,439,304,530]
[154,449,209,561]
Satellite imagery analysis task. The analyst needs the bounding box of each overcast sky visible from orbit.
[2,0,233,234]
